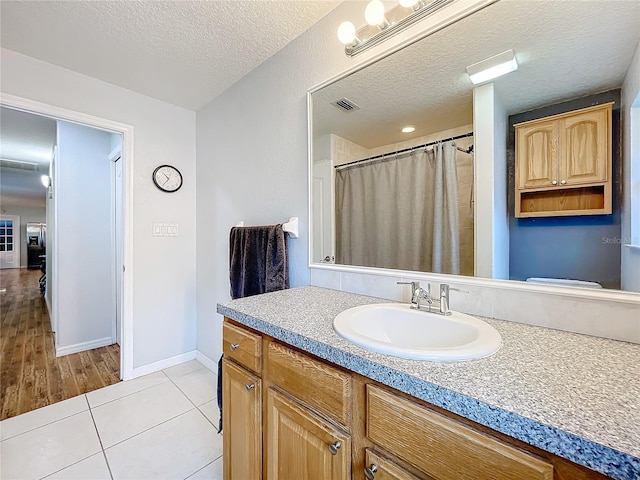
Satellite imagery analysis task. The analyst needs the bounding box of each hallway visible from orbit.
[0,268,120,420]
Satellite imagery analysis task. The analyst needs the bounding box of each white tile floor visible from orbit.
[0,360,223,480]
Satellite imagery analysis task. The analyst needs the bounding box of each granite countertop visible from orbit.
[217,286,640,480]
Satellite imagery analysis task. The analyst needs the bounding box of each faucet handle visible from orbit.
[439,284,469,296]
[397,281,420,290]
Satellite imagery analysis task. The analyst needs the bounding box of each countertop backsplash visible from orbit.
[310,267,640,344]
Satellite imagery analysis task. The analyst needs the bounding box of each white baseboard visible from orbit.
[196,350,219,373]
[131,350,197,378]
[56,337,114,357]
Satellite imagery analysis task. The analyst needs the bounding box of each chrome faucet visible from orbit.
[397,281,433,310]
[397,281,467,315]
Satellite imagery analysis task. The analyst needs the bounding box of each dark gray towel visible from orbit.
[229,224,290,300]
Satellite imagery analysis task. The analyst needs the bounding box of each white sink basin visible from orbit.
[333,303,502,361]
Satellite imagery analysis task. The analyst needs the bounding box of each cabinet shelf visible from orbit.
[519,185,609,218]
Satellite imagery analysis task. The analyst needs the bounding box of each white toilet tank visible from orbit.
[525,277,603,289]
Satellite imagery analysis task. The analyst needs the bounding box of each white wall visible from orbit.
[55,121,113,352]
[0,206,45,267]
[196,0,639,358]
[1,48,197,371]
[621,40,640,292]
[473,83,509,279]
[195,1,498,362]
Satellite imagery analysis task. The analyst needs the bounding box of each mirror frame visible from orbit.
[307,0,640,305]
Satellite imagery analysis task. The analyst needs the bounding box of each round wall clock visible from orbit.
[152,165,183,192]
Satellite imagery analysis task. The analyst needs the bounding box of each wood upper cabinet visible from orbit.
[516,119,558,190]
[559,107,609,186]
[266,388,351,480]
[514,102,613,218]
[222,358,262,480]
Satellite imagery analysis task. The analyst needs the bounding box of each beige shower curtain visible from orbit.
[335,141,460,274]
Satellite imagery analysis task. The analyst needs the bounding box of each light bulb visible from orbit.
[399,0,419,7]
[365,0,386,27]
[337,21,356,45]
[40,175,51,188]
[401,126,416,133]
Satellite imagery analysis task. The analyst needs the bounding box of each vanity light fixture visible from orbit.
[466,49,518,85]
[338,0,453,57]
[401,125,416,133]
[40,175,51,188]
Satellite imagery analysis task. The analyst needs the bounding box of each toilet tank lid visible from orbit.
[525,277,603,288]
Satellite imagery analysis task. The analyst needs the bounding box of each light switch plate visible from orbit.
[153,223,178,237]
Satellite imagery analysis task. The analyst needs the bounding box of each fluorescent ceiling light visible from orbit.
[466,50,518,85]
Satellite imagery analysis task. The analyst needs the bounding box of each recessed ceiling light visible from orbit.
[401,126,416,133]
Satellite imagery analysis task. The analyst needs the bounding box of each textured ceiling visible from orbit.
[313,0,640,149]
[0,0,341,110]
[0,108,56,208]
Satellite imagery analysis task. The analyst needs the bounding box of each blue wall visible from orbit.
[507,90,622,289]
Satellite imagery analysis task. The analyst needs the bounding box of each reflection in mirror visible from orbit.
[310,0,640,292]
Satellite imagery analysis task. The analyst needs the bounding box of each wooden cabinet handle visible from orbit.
[364,464,378,479]
[328,440,342,455]
[245,383,255,391]
[230,343,240,351]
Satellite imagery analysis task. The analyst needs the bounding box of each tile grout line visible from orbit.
[34,397,104,480]
[182,456,222,480]
[86,394,115,480]
[0,403,90,442]
[88,375,172,409]
[163,368,221,430]
[100,406,199,451]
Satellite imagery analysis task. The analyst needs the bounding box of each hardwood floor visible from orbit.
[0,268,120,420]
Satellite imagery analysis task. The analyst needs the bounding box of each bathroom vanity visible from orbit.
[218,286,640,480]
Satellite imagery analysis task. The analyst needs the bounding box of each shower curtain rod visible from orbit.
[334,131,474,170]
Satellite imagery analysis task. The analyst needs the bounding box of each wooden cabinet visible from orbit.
[363,450,424,480]
[266,388,351,480]
[515,103,612,218]
[366,385,553,480]
[222,319,610,480]
[222,358,262,480]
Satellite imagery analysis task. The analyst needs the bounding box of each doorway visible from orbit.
[1,93,134,385]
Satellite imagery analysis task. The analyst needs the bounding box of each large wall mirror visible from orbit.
[309,0,640,294]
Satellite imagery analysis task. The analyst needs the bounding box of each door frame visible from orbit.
[1,93,135,380]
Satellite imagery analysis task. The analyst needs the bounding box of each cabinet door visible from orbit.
[559,107,609,186]
[515,119,558,190]
[223,359,262,480]
[364,450,426,480]
[266,388,350,480]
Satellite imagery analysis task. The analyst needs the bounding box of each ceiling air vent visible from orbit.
[0,158,39,172]
[332,97,360,112]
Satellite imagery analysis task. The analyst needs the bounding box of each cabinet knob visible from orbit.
[328,440,342,455]
[560,179,567,185]
[364,464,378,479]
[245,383,255,391]
[230,343,240,351]
[551,180,558,185]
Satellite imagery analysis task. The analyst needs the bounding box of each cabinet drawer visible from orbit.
[266,341,352,427]
[223,321,262,373]
[366,385,553,480]
[364,449,424,480]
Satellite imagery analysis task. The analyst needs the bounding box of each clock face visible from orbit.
[152,165,183,192]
